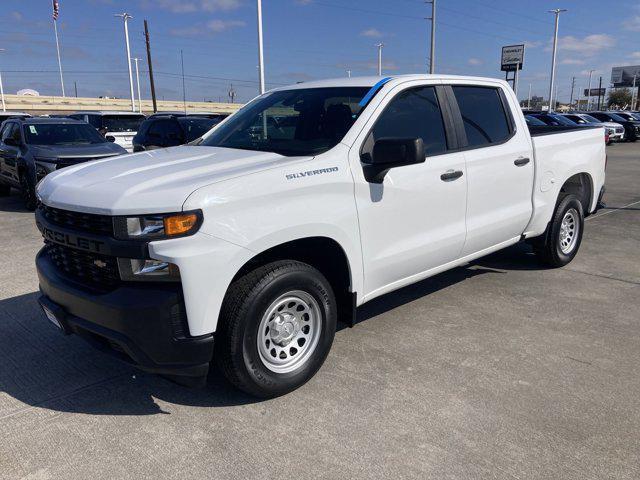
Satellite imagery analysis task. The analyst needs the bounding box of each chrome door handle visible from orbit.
[440,170,463,181]
[514,157,530,166]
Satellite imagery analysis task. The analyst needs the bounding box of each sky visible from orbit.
[1,0,639,104]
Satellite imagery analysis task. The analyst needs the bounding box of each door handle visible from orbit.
[440,170,464,181]
[514,157,530,166]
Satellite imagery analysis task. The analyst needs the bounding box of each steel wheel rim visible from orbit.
[559,208,579,254]
[257,290,322,374]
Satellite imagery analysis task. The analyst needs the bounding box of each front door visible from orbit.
[351,84,468,300]
[0,123,21,186]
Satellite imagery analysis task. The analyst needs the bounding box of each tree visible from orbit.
[607,88,632,108]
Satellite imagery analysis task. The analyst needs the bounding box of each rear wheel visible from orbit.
[19,172,36,211]
[216,260,337,398]
[533,194,584,267]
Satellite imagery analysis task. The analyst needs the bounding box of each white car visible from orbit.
[564,113,625,142]
[35,75,606,397]
[68,111,146,152]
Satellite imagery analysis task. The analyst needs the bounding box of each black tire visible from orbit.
[533,194,584,268]
[19,171,36,211]
[0,183,10,197]
[215,260,337,398]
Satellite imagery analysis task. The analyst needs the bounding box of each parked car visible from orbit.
[610,111,640,122]
[132,114,224,152]
[68,111,146,152]
[589,112,640,142]
[528,112,587,127]
[0,118,127,209]
[0,111,31,124]
[524,115,547,126]
[562,113,624,143]
[35,75,605,397]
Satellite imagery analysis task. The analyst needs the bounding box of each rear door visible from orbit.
[448,83,534,255]
[351,83,468,299]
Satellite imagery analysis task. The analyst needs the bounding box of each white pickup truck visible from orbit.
[35,75,606,397]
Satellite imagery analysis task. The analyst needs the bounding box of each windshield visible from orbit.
[23,123,107,146]
[614,112,637,121]
[201,87,370,156]
[103,115,145,132]
[606,113,628,122]
[580,114,601,123]
[178,117,221,142]
[525,115,546,126]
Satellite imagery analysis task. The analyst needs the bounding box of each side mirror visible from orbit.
[361,137,425,184]
[106,136,116,143]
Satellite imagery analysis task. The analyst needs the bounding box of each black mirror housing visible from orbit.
[361,137,425,183]
[4,138,19,147]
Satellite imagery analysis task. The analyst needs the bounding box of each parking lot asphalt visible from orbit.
[1,143,639,480]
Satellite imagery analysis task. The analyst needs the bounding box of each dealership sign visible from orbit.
[501,44,525,72]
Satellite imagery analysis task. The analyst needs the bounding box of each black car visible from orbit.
[528,113,587,127]
[132,114,225,152]
[589,112,640,142]
[0,118,127,210]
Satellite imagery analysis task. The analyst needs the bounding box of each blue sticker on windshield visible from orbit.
[358,77,393,107]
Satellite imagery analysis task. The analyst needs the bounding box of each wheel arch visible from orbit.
[227,236,357,327]
[559,171,594,215]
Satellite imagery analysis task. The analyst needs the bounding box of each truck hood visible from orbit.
[37,146,311,215]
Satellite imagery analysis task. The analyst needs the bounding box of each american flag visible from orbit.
[52,0,60,20]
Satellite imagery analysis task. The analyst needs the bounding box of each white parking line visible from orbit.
[587,199,640,221]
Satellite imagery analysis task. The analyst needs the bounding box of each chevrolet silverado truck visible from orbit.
[35,75,606,398]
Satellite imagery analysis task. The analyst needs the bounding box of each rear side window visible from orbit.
[452,86,511,148]
[371,86,448,156]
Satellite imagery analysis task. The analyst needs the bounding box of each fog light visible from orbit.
[118,258,180,282]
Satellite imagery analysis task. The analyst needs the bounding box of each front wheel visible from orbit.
[533,194,584,267]
[19,172,36,211]
[216,260,337,398]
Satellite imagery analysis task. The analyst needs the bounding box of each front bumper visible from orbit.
[36,249,215,385]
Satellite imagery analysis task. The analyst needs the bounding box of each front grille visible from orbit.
[38,203,114,237]
[44,241,120,290]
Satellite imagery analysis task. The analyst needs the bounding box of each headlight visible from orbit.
[34,159,57,181]
[118,258,180,282]
[114,210,202,240]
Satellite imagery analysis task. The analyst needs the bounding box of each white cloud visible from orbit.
[294,0,313,4]
[151,0,242,13]
[552,34,616,57]
[524,40,541,49]
[623,15,640,31]
[170,18,246,36]
[560,58,586,65]
[206,19,246,32]
[361,28,383,38]
[631,52,640,59]
[10,11,23,21]
[468,58,482,66]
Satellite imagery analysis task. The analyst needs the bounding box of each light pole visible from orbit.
[376,43,384,76]
[586,69,595,111]
[426,0,436,74]
[256,0,266,94]
[0,49,5,112]
[115,13,135,112]
[347,70,351,78]
[527,84,532,110]
[132,57,142,113]
[547,8,567,111]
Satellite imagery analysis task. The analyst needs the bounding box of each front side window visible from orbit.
[201,87,370,156]
[452,86,511,147]
[23,123,107,145]
[369,86,448,156]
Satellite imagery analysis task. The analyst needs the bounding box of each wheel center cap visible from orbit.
[270,313,300,346]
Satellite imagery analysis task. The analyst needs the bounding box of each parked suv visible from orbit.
[589,112,640,142]
[132,114,225,152]
[0,118,127,209]
[562,113,624,143]
[0,112,31,124]
[68,111,146,152]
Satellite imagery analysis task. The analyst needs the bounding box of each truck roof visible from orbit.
[273,74,509,91]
